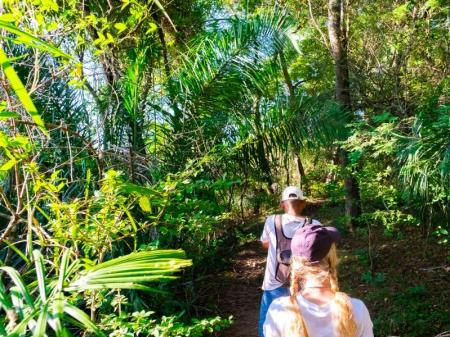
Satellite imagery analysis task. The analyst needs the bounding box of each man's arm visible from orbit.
[260,215,272,250]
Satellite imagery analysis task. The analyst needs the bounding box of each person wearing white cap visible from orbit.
[258,186,322,337]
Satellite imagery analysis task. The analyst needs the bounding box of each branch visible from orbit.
[306,0,331,51]
[0,214,19,244]
[6,119,98,155]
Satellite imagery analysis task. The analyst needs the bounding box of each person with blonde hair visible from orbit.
[263,225,374,337]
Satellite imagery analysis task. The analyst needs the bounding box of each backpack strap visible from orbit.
[274,215,293,285]
[274,215,282,245]
[275,215,292,258]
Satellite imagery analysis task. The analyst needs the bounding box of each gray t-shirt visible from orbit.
[260,214,321,290]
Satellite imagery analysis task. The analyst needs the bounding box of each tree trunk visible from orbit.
[154,13,171,80]
[279,50,295,108]
[280,50,307,188]
[295,153,306,188]
[284,154,290,186]
[328,0,350,108]
[254,97,273,190]
[328,0,361,230]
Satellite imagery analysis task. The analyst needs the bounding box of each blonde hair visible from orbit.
[284,244,357,337]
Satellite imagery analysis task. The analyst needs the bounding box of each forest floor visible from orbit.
[211,202,450,337]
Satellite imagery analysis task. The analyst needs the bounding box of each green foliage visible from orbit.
[344,106,449,238]
[363,210,419,236]
[398,105,450,200]
[34,170,142,258]
[0,249,190,336]
[361,271,386,286]
[1,0,449,335]
[100,311,232,337]
[0,18,74,134]
[0,46,46,134]
[370,285,450,337]
[0,130,30,172]
[0,20,72,59]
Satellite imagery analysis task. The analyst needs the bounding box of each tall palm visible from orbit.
[157,8,348,182]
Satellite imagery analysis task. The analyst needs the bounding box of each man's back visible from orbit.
[260,214,321,291]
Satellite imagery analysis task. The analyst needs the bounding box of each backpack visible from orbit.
[274,215,311,286]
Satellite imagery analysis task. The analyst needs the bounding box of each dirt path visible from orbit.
[215,240,265,337]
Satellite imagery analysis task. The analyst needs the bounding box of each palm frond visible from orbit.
[398,105,450,198]
[67,249,192,291]
[0,249,191,335]
[169,8,295,121]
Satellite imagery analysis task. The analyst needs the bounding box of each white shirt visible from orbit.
[260,214,321,291]
[264,294,374,337]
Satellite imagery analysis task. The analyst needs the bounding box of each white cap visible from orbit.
[281,186,306,201]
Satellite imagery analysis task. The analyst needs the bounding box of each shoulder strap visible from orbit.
[275,214,282,227]
[275,215,284,248]
[274,215,282,237]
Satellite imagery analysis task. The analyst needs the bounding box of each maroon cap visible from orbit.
[291,225,341,262]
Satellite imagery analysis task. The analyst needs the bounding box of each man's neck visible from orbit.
[285,209,303,217]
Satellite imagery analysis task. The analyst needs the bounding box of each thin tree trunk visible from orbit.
[154,14,171,79]
[154,14,185,167]
[328,0,361,230]
[254,97,273,191]
[328,0,351,107]
[285,154,290,186]
[280,50,307,188]
[279,50,295,107]
[295,153,306,188]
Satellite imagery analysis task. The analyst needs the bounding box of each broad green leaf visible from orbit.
[0,266,34,308]
[0,279,13,310]
[0,159,16,171]
[124,208,138,232]
[67,250,191,291]
[57,249,71,292]
[85,249,187,271]
[69,283,168,293]
[114,22,127,33]
[33,250,47,302]
[0,319,6,336]
[0,14,16,22]
[119,182,163,196]
[51,293,66,336]
[139,196,152,212]
[0,46,47,134]
[146,22,158,34]
[0,110,20,120]
[33,306,48,337]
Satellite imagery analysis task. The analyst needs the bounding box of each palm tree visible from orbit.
[156,8,349,187]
